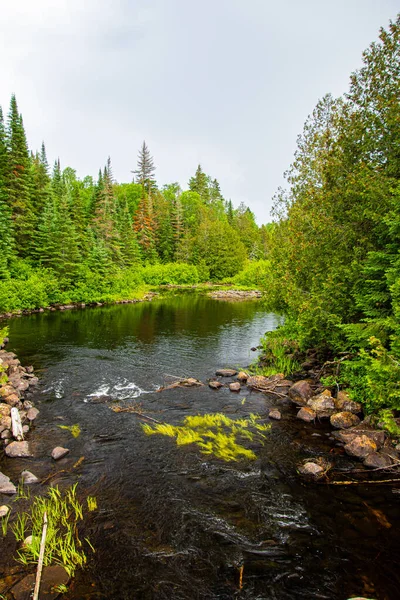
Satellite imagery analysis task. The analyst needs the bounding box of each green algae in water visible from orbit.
[58,423,81,438]
[142,412,270,461]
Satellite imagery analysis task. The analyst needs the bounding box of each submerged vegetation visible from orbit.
[142,412,271,462]
[58,424,81,438]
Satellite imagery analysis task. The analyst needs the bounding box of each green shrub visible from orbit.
[232,260,272,288]
[140,263,199,285]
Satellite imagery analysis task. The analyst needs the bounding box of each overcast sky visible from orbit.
[0,1,398,224]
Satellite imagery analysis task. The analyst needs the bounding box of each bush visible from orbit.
[140,263,199,285]
[232,260,272,288]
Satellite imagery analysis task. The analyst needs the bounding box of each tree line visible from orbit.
[264,15,400,420]
[0,100,269,283]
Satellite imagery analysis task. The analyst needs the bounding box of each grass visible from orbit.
[142,412,271,462]
[7,484,95,577]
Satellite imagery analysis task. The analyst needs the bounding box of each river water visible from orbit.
[1,294,400,600]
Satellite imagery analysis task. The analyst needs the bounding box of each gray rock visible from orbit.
[51,446,70,460]
[229,382,241,392]
[20,470,39,484]
[334,391,362,414]
[26,407,39,421]
[330,411,360,429]
[215,369,237,377]
[363,452,393,469]
[268,409,282,420]
[0,471,16,494]
[297,406,316,422]
[288,380,313,406]
[5,441,32,458]
[307,390,335,415]
[0,505,10,517]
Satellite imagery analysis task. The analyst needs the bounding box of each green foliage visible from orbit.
[257,327,300,376]
[140,263,199,285]
[374,409,400,438]
[11,484,94,577]
[232,260,272,288]
[142,412,271,462]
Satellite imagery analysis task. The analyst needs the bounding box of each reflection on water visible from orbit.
[1,296,400,599]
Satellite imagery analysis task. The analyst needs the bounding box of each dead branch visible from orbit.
[33,511,47,600]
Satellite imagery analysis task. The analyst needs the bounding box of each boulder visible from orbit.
[297,406,316,422]
[268,409,282,420]
[332,425,385,449]
[288,380,313,406]
[215,369,237,377]
[363,452,393,469]
[344,435,377,459]
[229,382,241,392]
[330,411,360,429]
[0,472,16,494]
[26,407,39,421]
[237,371,248,382]
[5,441,32,458]
[298,462,324,477]
[51,446,69,460]
[209,380,223,390]
[307,390,335,415]
[334,391,362,414]
[20,470,39,484]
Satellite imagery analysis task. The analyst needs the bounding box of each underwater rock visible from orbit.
[298,462,324,477]
[11,565,69,600]
[20,470,39,484]
[26,407,39,421]
[268,409,281,420]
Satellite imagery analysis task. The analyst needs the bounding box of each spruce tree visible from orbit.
[0,109,14,276]
[6,95,35,255]
[188,165,210,204]
[133,141,156,194]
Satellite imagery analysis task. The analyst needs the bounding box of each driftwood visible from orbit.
[111,406,162,423]
[246,376,288,397]
[157,377,204,392]
[33,511,48,600]
[11,407,24,441]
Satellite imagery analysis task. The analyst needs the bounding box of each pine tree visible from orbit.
[133,141,156,194]
[188,165,210,203]
[6,95,35,255]
[0,109,14,276]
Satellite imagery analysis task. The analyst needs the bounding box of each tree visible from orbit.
[188,165,210,203]
[133,141,156,194]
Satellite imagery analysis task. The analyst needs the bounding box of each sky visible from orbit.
[0,0,398,224]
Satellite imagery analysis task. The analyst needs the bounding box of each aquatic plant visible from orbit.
[142,412,270,462]
[86,496,97,512]
[58,423,81,438]
[12,484,93,576]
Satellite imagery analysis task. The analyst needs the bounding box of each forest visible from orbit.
[0,100,271,310]
[262,15,400,425]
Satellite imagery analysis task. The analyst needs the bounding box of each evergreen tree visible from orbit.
[0,109,14,276]
[133,141,156,194]
[188,165,210,203]
[6,95,35,254]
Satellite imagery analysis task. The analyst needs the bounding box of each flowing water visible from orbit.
[1,293,400,600]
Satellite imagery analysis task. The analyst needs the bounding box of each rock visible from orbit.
[28,376,39,386]
[0,403,11,417]
[0,472,16,494]
[237,371,248,382]
[51,446,70,460]
[3,393,20,407]
[307,390,335,415]
[22,425,29,434]
[215,369,237,377]
[334,391,363,414]
[363,452,393,469]
[1,429,11,439]
[288,380,313,406]
[26,407,39,421]
[0,505,10,517]
[330,411,361,429]
[229,382,241,392]
[22,535,34,548]
[1,416,11,429]
[297,406,316,422]
[20,470,39,484]
[344,435,377,459]
[268,409,281,420]
[11,565,69,600]
[332,424,386,448]
[298,462,324,477]
[23,400,34,409]
[5,441,32,458]
[209,380,223,390]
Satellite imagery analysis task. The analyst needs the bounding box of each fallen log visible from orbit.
[11,407,24,441]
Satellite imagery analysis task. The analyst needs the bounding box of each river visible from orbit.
[1,293,399,599]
